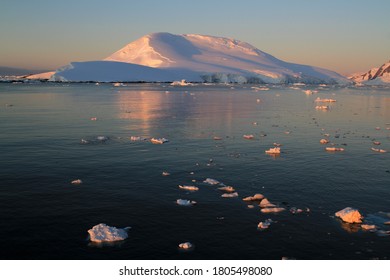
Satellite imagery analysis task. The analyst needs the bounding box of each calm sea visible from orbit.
[0,83,389,260]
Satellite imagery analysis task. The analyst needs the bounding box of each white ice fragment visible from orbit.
[178,242,193,250]
[243,134,254,139]
[257,219,273,229]
[88,223,129,242]
[315,97,336,102]
[162,171,171,176]
[176,199,196,206]
[203,178,221,185]
[130,136,146,141]
[71,179,82,185]
[371,147,387,153]
[90,117,97,121]
[179,185,199,191]
[221,192,238,198]
[320,139,330,144]
[335,207,363,224]
[97,136,109,141]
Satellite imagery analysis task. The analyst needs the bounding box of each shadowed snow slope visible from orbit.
[52,32,349,84]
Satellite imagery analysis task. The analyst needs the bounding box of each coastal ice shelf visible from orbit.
[46,32,349,84]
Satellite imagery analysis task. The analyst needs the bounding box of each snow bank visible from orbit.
[88,223,129,242]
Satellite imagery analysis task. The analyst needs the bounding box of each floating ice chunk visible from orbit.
[289,207,304,214]
[315,97,336,102]
[221,192,238,198]
[371,147,387,153]
[261,207,285,213]
[178,242,193,250]
[259,198,276,208]
[176,199,196,206]
[265,147,280,154]
[90,117,97,121]
[303,90,313,95]
[113,82,124,87]
[203,178,221,185]
[96,136,109,141]
[162,171,170,176]
[315,105,329,110]
[325,147,344,152]
[88,223,129,243]
[335,207,363,224]
[273,142,282,147]
[257,219,273,229]
[130,136,146,141]
[243,134,254,139]
[71,179,82,185]
[150,138,169,144]
[213,136,222,140]
[218,186,235,192]
[81,139,89,144]
[361,224,377,231]
[320,139,330,144]
[372,141,381,145]
[179,185,199,191]
[242,193,264,201]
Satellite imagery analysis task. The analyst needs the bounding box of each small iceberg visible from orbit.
[372,141,381,145]
[361,224,377,231]
[273,142,282,147]
[130,136,146,141]
[71,179,82,185]
[257,219,273,230]
[90,117,97,121]
[335,207,363,224]
[371,147,387,153]
[265,147,280,154]
[259,198,276,208]
[203,178,221,185]
[178,242,193,250]
[320,139,330,144]
[218,186,235,193]
[96,136,109,141]
[179,185,199,191]
[162,171,171,176]
[261,207,286,213]
[243,134,254,140]
[88,223,130,243]
[221,192,238,198]
[176,199,197,206]
[150,138,169,144]
[171,79,192,86]
[325,147,344,152]
[242,194,264,201]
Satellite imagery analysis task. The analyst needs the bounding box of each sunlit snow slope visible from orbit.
[52,32,349,84]
[350,60,390,85]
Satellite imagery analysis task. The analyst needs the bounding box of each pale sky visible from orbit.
[1,0,389,75]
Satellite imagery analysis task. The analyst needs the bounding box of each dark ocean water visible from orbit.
[0,83,389,260]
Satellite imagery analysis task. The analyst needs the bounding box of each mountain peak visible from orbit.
[350,60,390,84]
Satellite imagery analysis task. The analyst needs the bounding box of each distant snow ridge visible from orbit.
[350,60,390,85]
[51,32,349,84]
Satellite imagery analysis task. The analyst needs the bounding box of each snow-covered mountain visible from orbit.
[350,60,390,85]
[50,32,349,84]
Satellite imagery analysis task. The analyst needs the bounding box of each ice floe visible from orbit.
[203,178,222,185]
[88,223,130,243]
[242,194,264,201]
[361,224,377,231]
[371,147,387,153]
[178,242,193,250]
[221,192,238,198]
[265,147,280,154]
[243,134,254,139]
[315,97,336,102]
[162,171,170,176]
[320,139,330,144]
[176,199,197,206]
[130,136,146,141]
[335,207,363,224]
[71,179,82,185]
[150,138,169,144]
[257,219,273,230]
[325,147,344,152]
[261,207,286,213]
[315,105,330,110]
[259,198,276,208]
[179,185,199,191]
[218,186,236,192]
[96,136,109,141]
